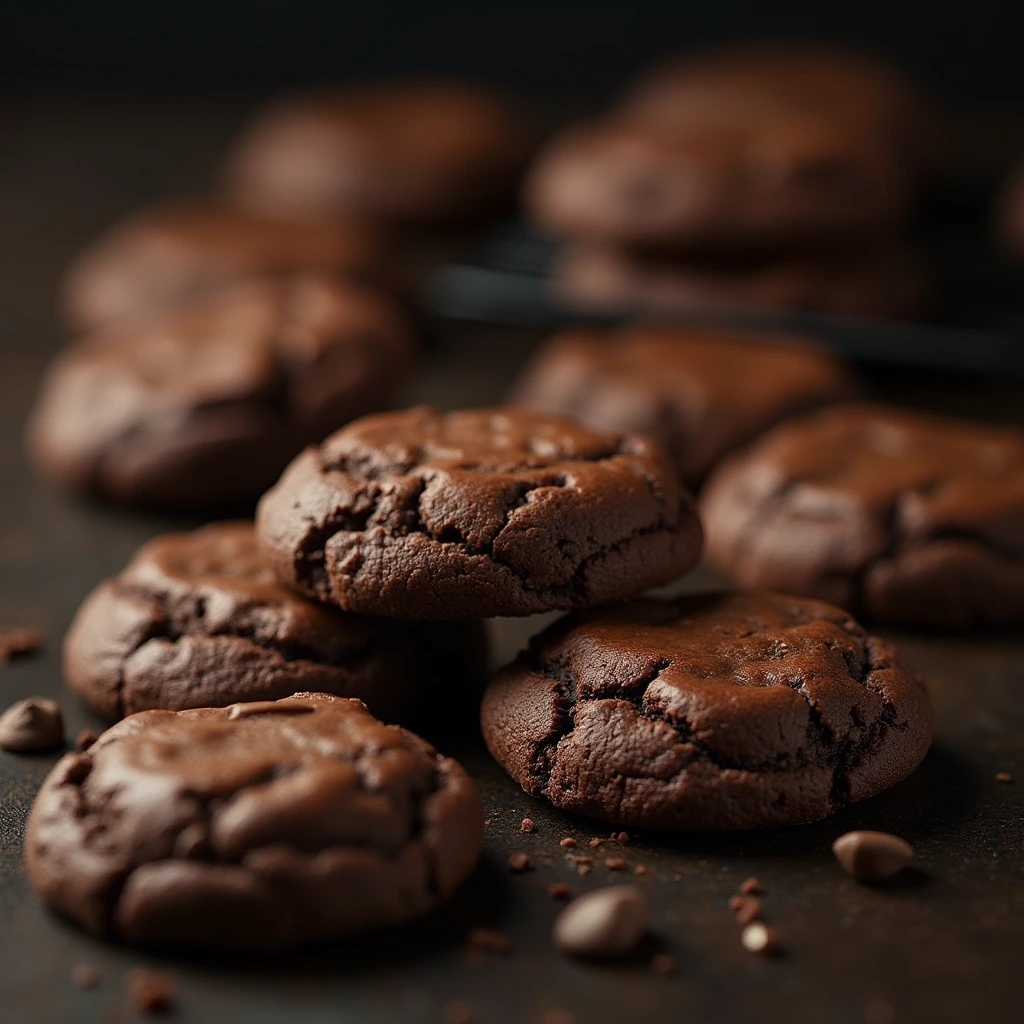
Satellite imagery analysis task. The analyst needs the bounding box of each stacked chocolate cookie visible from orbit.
[525,43,940,318]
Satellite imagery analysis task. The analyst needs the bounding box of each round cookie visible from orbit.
[700,404,1024,628]
[62,199,383,332]
[256,406,703,619]
[482,591,933,831]
[223,82,528,225]
[25,693,482,949]
[622,43,942,179]
[29,274,415,511]
[551,241,928,320]
[508,325,857,486]
[64,523,488,728]
[524,115,908,252]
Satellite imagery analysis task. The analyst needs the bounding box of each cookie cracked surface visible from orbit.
[701,404,1024,628]
[25,694,482,949]
[481,592,932,830]
[256,407,703,619]
[64,523,486,728]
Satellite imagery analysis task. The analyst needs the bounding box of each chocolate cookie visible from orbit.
[508,325,857,485]
[700,404,1024,628]
[62,199,383,332]
[30,274,414,510]
[622,43,941,179]
[64,523,487,727]
[551,241,928,320]
[482,591,933,830]
[525,115,909,252]
[223,82,528,225]
[256,406,703,619]
[25,694,482,949]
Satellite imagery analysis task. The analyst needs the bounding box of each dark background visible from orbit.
[4,1,1024,103]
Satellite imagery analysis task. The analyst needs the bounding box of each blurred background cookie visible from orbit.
[223,82,530,226]
[508,325,858,485]
[62,198,384,333]
[30,274,415,510]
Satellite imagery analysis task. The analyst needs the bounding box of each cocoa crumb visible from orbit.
[739,877,762,895]
[729,895,764,925]
[559,837,577,848]
[616,832,630,844]
[508,852,532,873]
[548,883,571,900]
[604,857,626,871]
[578,863,592,876]
[588,837,604,848]
[127,969,175,1013]
[521,818,535,833]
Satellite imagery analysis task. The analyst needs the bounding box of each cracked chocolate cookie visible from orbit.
[481,591,933,830]
[64,523,487,729]
[223,82,528,225]
[25,693,482,949]
[508,325,857,486]
[256,407,703,619]
[700,404,1024,628]
[62,198,383,332]
[30,274,414,511]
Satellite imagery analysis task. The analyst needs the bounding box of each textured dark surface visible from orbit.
[1,93,1023,1023]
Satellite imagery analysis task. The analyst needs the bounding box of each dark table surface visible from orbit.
[1,93,1022,1024]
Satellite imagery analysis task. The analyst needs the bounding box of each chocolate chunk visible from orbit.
[0,698,64,752]
[832,830,914,882]
[552,885,649,958]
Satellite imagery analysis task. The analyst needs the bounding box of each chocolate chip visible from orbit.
[559,837,577,848]
[466,928,511,956]
[651,953,676,976]
[996,771,1014,784]
[0,698,64,752]
[520,817,535,833]
[739,876,762,895]
[127,969,175,1013]
[548,883,571,900]
[552,885,649,959]
[741,923,783,955]
[0,627,43,663]
[832,831,914,882]
[71,964,99,990]
[604,857,626,871]
[508,852,532,873]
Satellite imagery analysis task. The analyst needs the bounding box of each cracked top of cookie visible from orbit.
[704,403,1024,555]
[482,591,933,830]
[509,326,856,483]
[256,406,703,618]
[25,694,482,948]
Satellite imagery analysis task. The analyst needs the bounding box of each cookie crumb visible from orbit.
[651,953,676,976]
[127,969,175,1013]
[739,877,762,895]
[633,864,647,875]
[0,698,64,752]
[75,729,98,752]
[616,832,630,844]
[729,895,764,925]
[508,852,532,873]
[577,863,592,876]
[832,831,914,883]
[559,837,576,848]
[741,923,783,956]
[466,928,511,956]
[443,1000,475,1024]
[520,817,535,833]
[604,857,626,871]
[588,837,604,848]
[548,883,571,900]
[996,771,1014,784]
[0,627,43,663]
[71,964,99,990]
